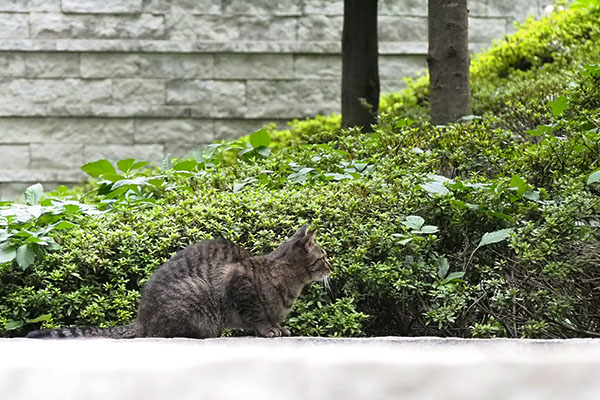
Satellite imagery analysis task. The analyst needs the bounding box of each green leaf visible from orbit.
[82,159,116,178]
[249,129,271,149]
[173,160,198,172]
[476,229,514,250]
[437,257,450,279]
[418,225,439,234]
[16,244,36,270]
[403,216,424,231]
[24,183,44,206]
[254,146,271,158]
[587,169,600,185]
[4,320,24,331]
[420,175,451,196]
[117,158,136,173]
[548,95,568,117]
[509,174,528,196]
[0,244,16,264]
[54,221,76,230]
[441,271,466,285]
[27,314,52,324]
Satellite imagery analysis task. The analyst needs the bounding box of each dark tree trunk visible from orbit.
[341,0,380,132]
[428,0,471,125]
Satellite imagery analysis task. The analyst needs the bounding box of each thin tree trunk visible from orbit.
[341,0,380,132]
[428,0,471,125]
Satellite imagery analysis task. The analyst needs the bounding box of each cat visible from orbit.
[26,225,331,339]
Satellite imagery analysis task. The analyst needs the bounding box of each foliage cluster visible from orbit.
[1,5,599,338]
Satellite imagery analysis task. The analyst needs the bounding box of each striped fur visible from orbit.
[26,226,331,339]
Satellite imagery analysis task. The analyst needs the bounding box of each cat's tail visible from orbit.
[25,323,140,339]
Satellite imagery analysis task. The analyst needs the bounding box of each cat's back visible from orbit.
[149,238,251,283]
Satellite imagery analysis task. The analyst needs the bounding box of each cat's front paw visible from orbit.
[257,327,279,338]
[279,326,291,337]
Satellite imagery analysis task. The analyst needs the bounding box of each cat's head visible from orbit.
[271,225,332,282]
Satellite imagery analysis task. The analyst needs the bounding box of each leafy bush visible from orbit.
[1,4,599,338]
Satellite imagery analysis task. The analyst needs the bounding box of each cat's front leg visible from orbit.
[255,323,284,338]
[276,324,291,337]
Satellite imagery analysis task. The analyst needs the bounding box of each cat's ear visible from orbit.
[301,229,316,250]
[293,225,309,238]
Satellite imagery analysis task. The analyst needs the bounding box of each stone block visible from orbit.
[294,55,341,80]
[0,53,26,77]
[30,143,85,169]
[469,0,540,19]
[379,16,428,42]
[25,53,79,78]
[214,119,284,141]
[379,0,427,16]
[134,119,214,144]
[469,17,510,43]
[0,118,135,144]
[214,54,293,80]
[0,13,29,39]
[303,0,343,15]
[61,0,143,14]
[381,80,408,94]
[81,53,213,79]
[246,80,340,119]
[167,80,246,118]
[0,144,30,169]
[166,15,296,41]
[379,55,427,80]
[0,79,112,104]
[143,0,221,14]
[0,0,60,12]
[30,13,164,40]
[83,144,165,165]
[297,15,343,41]
[164,142,212,159]
[222,0,302,16]
[112,79,165,105]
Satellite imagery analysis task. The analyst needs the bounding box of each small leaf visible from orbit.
[117,158,136,173]
[173,160,198,172]
[476,228,514,250]
[254,146,271,158]
[82,159,116,178]
[24,184,44,206]
[53,221,76,230]
[16,244,36,269]
[420,180,450,196]
[587,169,600,185]
[418,225,439,234]
[249,129,271,149]
[548,95,568,117]
[509,174,529,196]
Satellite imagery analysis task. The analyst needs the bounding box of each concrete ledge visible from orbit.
[1,337,600,400]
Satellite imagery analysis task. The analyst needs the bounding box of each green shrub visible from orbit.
[1,4,599,339]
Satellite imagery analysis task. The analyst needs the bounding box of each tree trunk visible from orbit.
[341,0,380,132]
[428,0,471,125]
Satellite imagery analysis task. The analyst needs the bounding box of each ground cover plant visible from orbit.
[1,3,599,338]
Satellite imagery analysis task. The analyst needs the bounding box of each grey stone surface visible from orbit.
[167,80,246,117]
[143,0,221,14]
[0,53,25,77]
[80,53,213,79]
[379,0,427,16]
[30,143,84,169]
[24,53,79,78]
[223,0,302,16]
[0,0,60,12]
[112,79,165,105]
[1,337,600,400]
[0,118,135,143]
[0,145,30,169]
[0,78,111,104]
[379,16,429,42]
[0,13,29,39]
[61,0,143,14]
[83,144,165,164]
[294,54,341,80]
[214,53,294,80]
[379,55,427,80]
[134,119,215,144]
[297,15,343,41]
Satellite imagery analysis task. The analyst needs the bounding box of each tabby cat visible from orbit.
[26,225,331,339]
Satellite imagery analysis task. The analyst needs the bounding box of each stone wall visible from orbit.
[0,0,546,199]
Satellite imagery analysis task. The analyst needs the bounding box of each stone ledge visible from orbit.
[0,169,85,183]
[1,337,599,400]
[0,39,435,55]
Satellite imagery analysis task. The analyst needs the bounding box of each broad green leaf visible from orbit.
[0,229,8,242]
[403,215,425,231]
[254,146,271,158]
[0,244,16,264]
[249,129,271,149]
[117,158,136,173]
[418,225,439,234]
[82,159,116,178]
[16,244,36,269]
[53,221,76,230]
[476,228,514,250]
[437,257,449,279]
[27,314,52,324]
[173,160,198,172]
[587,169,600,185]
[420,178,450,196]
[442,271,466,285]
[509,175,528,196]
[4,320,24,331]
[548,95,568,117]
[24,183,44,206]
